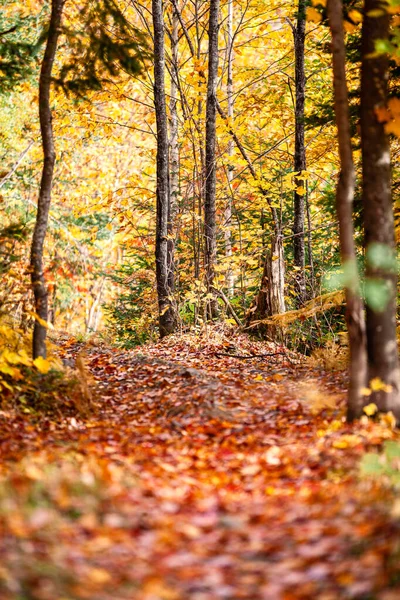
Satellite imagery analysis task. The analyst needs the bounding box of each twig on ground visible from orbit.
[214,352,286,359]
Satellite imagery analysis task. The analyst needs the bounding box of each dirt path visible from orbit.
[0,334,399,599]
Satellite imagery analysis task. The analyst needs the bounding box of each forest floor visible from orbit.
[1,330,400,600]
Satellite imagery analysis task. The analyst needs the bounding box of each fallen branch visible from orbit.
[0,140,35,189]
[213,288,243,326]
[214,352,285,359]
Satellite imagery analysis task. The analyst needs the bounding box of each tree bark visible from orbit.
[30,0,65,359]
[292,0,307,305]
[204,0,220,319]
[153,0,177,337]
[168,4,180,294]
[327,0,368,421]
[224,0,234,297]
[305,181,315,296]
[246,235,285,340]
[361,0,400,417]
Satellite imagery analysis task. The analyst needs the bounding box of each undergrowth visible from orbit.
[0,317,94,419]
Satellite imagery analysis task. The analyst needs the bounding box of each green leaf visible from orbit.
[364,278,392,312]
[366,242,397,273]
[360,453,383,475]
[384,440,400,461]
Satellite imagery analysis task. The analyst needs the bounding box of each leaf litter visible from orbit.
[0,330,399,599]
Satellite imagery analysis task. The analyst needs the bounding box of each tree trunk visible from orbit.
[30,0,65,359]
[168,4,180,294]
[292,0,307,305]
[152,0,177,337]
[224,0,234,297]
[327,0,368,420]
[204,0,220,319]
[305,181,315,296]
[246,235,285,339]
[361,0,400,417]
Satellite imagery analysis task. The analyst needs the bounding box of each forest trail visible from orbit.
[1,333,400,600]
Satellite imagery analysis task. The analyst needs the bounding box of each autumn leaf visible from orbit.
[28,311,54,330]
[0,363,22,378]
[361,387,372,396]
[384,120,400,137]
[370,377,393,393]
[379,411,397,430]
[87,568,112,584]
[348,9,363,22]
[306,7,323,22]
[363,403,378,416]
[33,356,52,374]
[333,434,363,449]
[344,21,357,33]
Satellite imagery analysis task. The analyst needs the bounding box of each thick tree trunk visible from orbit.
[327,0,368,420]
[30,0,65,359]
[204,0,220,318]
[224,0,234,297]
[361,0,400,417]
[292,0,307,305]
[153,0,177,337]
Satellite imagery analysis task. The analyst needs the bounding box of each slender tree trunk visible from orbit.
[292,0,307,305]
[153,0,177,337]
[361,0,400,417]
[30,0,65,359]
[86,279,105,332]
[168,4,179,293]
[204,0,220,318]
[195,0,205,293]
[327,0,368,420]
[305,181,315,296]
[224,0,234,297]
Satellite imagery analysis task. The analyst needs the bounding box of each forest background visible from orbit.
[1,0,400,406]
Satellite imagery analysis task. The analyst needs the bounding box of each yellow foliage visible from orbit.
[363,403,378,416]
[343,21,357,33]
[384,120,400,137]
[361,387,372,397]
[332,434,362,449]
[33,357,52,375]
[0,363,22,379]
[306,7,323,22]
[28,312,54,330]
[380,411,397,430]
[370,377,393,393]
[348,9,363,23]
[366,8,386,17]
[375,97,400,138]
[310,341,348,371]
[0,318,62,391]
